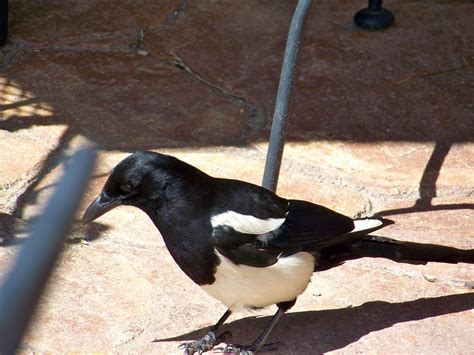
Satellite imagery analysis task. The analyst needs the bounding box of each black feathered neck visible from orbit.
[116,152,219,285]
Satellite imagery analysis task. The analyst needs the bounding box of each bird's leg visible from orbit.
[218,304,289,355]
[179,309,232,354]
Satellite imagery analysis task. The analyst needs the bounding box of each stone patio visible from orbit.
[1,1,473,354]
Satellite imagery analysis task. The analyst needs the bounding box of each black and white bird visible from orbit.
[82,151,474,354]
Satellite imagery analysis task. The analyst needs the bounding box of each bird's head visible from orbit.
[82,151,188,224]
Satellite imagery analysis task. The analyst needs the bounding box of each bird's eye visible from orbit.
[120,183,133,193]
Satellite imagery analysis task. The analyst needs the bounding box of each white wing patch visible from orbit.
[351,218,383,233]
[211,211,285,235]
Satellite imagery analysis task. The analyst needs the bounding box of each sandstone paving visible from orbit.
[1,0,473,354]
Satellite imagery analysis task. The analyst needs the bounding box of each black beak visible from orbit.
[81,193,122,224]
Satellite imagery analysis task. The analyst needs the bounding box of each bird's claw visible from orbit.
[213,344,255,355]
[214,342,282,354]
[178,331,232,354]
[179,339,213,354]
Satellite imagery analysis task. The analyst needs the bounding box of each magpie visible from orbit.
[82,151,474,354]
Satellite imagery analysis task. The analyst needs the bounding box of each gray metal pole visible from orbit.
[0,148,96,354]
[262,0,312,192]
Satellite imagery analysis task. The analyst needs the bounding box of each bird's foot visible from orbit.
[215,342,281,354]
[178,331,231,354]
[214,344,255,355]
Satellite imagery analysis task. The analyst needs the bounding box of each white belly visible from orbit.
[201,251,315,310]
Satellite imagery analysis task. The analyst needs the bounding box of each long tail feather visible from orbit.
[317,235,474,271]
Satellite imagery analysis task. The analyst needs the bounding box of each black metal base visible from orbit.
[354,7,394,30]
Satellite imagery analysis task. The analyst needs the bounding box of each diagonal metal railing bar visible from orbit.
[0,148,96,354]
[262,0,313,192]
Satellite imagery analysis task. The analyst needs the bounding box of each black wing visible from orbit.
[210,179,356,267]
[213,178,290,219]
[212,224,280,267]
[264,199,356,251]
[210,178,289,267]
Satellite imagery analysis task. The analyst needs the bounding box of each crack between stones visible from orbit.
[129,0,189,53]
[0,161,44,215]
[157,0,189,32]
[169,50,267,143]
[3,0,188,57]
[0,128,75,220]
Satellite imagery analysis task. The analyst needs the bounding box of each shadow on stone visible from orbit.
[66,221,111,244]
[0,212,110,247]
[0,213,31,246]
[378,141,474,217]
[156,293,474,353]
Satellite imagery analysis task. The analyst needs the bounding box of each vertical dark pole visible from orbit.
[262,0,312,192]
[0,148,96,354]
[0,0,8,46]
[368,0,382,11]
